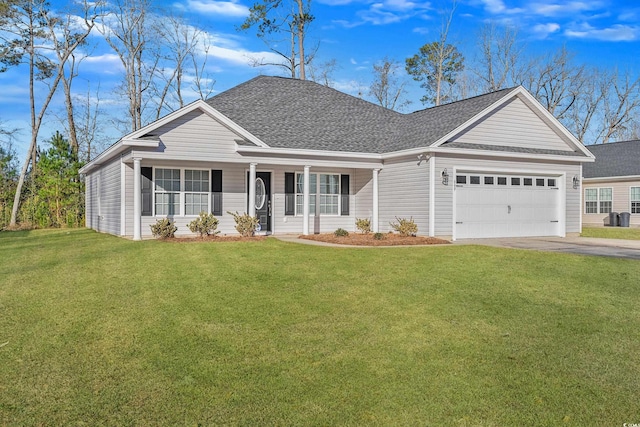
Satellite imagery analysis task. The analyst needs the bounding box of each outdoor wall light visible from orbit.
[442,168,449,186]
[572,175,580,189]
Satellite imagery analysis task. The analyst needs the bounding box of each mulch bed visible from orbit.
[161,235,268,243]
[299,233,450,246]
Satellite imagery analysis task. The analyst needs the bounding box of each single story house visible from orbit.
[582,140,640,227]
[79,76,594,240]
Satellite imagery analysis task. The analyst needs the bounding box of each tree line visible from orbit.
[1,0,639,230]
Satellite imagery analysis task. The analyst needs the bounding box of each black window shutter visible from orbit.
[141,167,152,216]
[211,170,223,216]
[340,174,350,216]
[284,172,295,216]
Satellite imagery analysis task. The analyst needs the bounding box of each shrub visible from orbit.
[227,211,259,237]
[355,218,371,234]
[373,232,384,240]
[390,216,418,236]
[150,218,177,239]
[188,212,220,238]
[334,228,349,237]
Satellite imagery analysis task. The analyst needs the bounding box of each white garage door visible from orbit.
[455,173,561,239]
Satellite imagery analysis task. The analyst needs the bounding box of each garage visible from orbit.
[454,172,562,239]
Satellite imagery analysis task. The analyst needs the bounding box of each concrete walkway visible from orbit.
[454,236,640,260]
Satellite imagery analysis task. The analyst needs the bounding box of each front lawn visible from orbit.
[582,226,640,240]
[1,229,639,426]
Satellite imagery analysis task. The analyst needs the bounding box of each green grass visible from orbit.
[581,226,640,240]
[1,229,639,426]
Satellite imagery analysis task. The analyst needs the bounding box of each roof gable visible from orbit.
[584,140,640,178]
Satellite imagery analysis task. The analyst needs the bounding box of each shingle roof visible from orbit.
[583,140,640,178]
[206,76,520,154]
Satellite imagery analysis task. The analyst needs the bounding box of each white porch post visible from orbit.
[428,156,435,237]
[303,165,310,235]
[372,168,379,232]
[133,157,142,241]
[248,163,257,217]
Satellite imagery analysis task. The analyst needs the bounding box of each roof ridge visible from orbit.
[409,86,519,115]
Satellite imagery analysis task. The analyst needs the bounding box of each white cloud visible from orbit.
[350,58,358,65]
[183,0,249,17]
[412,26,430,35]
[564,24,639,41]
[530,1,603,17]
[531,22,560,38]
[477,0,525,15]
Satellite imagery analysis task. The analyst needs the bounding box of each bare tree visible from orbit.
[99,0,157,132]
[307,58,337,87]
[566,68,608,143]
[597,70,640,143]
[369,57,411,111]
[190,40,216,100]
[473,23,526,92]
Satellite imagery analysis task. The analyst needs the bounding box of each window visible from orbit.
[599,188,612,213]
[547,179,557,187]
[155,168,180,215]
[584,187,612,214]
[185,170,209,215]
[631,187,640,214]
[585,188,598,214]
[498,177,507,185]
[456,175,467,184]
[536,178,545,187]
[511,177,520,186]
[470,176,480,185]
[319,174,340,214]
[484,176,494,185]
[524,178,533,186]
[154,168,211,216]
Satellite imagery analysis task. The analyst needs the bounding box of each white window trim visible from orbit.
[295,171,343,217]
[584,187,613,214]
[153,167,211,217]
[630,186,640,214]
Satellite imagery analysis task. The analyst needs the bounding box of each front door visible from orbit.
[247,171,272,233]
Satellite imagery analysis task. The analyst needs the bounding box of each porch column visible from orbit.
[303,165,310,235]
[428,156,435,237]
[248,163,257,217]
[372,168,380,232]
[133,157,141,241]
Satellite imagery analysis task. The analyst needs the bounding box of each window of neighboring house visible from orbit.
[185,169,209,215]
[584,187,613,214]
[631,187,640,214]
[155,168,180,215]
[585,188,598,214]
[599,188,612,213]
[296,173,341,215]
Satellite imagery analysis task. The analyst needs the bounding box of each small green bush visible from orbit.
[373,232,384,240]
[355,218,371,234]
[188,212,220,238]
[390,216,418,236]
[150,218,177,239]
[227,211,259,237]
[334,228,349,237]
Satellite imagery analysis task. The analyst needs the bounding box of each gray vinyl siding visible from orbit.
[451,97,574,152]
[377,157,430,235]
[151,110,249,163]
[86,156,121,235]
[434,155,581,236]
[583,179,640,227]
[354,169,373,221]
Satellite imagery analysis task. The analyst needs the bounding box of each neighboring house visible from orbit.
[79,76,594,240]
[582,140,640,227]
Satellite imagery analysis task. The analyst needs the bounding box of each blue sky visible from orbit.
[1,0,639,158]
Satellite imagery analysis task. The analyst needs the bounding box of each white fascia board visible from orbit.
[122,139,160,148]
[235,144,383,161]
[583,175,640,183]
[79,139,125,174]
[427,147,594,163]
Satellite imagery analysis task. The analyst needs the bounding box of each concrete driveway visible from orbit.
[454,236,640,260]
